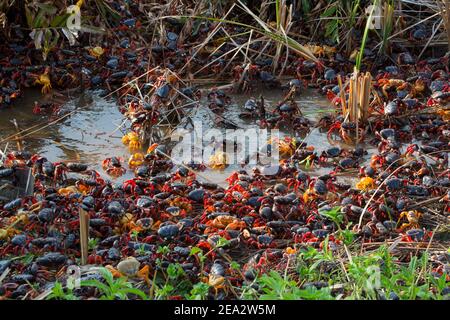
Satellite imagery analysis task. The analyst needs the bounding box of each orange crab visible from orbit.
[88,46,105,59]
[34,67,52,94]
[398,210,421,231]
[302,187,316,203]
[128,153,144,168]
[377,78,408,98]
[122,132,142,153]
[305,44,336,59]
[207,273,228,296]
[208,151,228,170]
[205,215,246,234]
[58,185,79,196]
[102,157,126,177]
[410,78,426,97]
[268,136,297,158]
[356,177,375,191]
[117,213,142,234]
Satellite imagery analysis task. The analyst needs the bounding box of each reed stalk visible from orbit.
[79,208,90,265]
[341,69,372,125]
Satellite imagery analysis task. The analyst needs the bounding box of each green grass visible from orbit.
[46,240,448,301]
[241,243,448,300]
[355,0,378,71]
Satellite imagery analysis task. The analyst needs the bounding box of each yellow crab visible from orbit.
[117,213,142,234]
[128,153,144,167]
[268,137,297,158]
[437,108,450,121]
[306,44,336,59]
[377,78,408,98]
[206,273,228,296]
[208,151,228,170]
[356,177,375,191]
[0,214,28,240]
[302,187,316,203]
[88,46,104,59]
[285,247,297,255]
[398,210,422,231]
[58,186,79,196]
[122,132,142,153]
[0,227,19,240]
[35,67,52,94]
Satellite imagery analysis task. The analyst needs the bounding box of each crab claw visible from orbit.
[147,143,159,154]
[405,144,418,156]
[137,265,151,286]
[105,265,123,278]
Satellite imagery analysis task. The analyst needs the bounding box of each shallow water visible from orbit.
[0,88,372,187]
[0,89,131,182]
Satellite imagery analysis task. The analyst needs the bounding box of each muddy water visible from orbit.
[0,89,131,181]
[0,88,372,187]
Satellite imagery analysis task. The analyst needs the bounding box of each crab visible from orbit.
[410,78,426,97]
[88,46,105,59]
[0,214,29,240]
[34,67,52,94]
[122,131,142,153]
[355,176,376,191]
[207,273,228,297]
[208,151,228,170]
[377,78,408,98]
[398,210,421,231]
[102,157,126,177]
[118,213,142,233]
[206,215,244,230]
[268,136,297,158]
[106,257,151,286]
[128,153,144,168]
[327,120,365,144]
[305,44,336,59]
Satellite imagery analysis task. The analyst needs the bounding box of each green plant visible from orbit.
[320,206,344,226]
[321,0,361,47]
[80,268,148,300]
[257,270,333,300]
[47,282,78,300]
[336,224,356,245]
[379,0,394,54]
[154,283,174,299]
[157,245,171,255]
[25,2,74,60]
[187,282,210,300]
[356,0,378,71]
[88,237,99,251]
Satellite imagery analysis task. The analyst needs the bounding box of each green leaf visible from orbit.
[301,0,311,14]
[190,247,202,256]
[356,0,378,71]
[215,237,230,248]
[321,5,337,18]
[50,13,70,27]
[116,288,148,300]
[36,3,58,15]
[80,279,111,296]
[25,6,34,28]
[230,261,240,270]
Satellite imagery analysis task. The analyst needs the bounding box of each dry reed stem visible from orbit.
[79,208,90,265]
